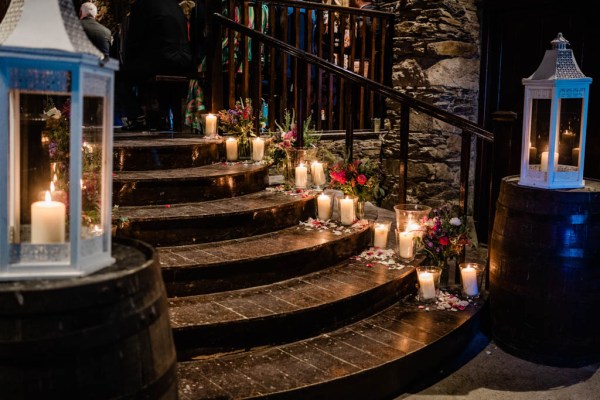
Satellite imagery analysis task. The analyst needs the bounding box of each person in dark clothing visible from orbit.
[120,0,193,131]
[79,2,112,58]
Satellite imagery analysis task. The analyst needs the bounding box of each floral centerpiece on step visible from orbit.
[416,204,471,272]
[267,109,323,173]
[217,98,256,156]
[328,158,384,203]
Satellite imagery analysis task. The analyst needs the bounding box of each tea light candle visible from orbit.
[205,113,217,136]
[540,151,558,172]
[339,196,355,225]
[31,191,66,243]
[252,137,265,161]
[461,265,479,297]
[295,163,308,188]
[397,230,414,259]
[418,271,436,300]
[311,161,326,186]
[317,193,332,220]
[373,223,390,248]
[226,138,238,161]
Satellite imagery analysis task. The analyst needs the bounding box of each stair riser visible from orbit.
[114,143,223,171]
[114,201,316,247]
[113,170,269,206]
[163,229,372,296]
[173,271,417,360]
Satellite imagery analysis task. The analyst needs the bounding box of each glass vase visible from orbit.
[284,147,318,188]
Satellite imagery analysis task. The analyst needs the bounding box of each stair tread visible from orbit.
[113,190,313,221]
[113,162,266,181]
[158,219,370,270]
[177,296,484,399]
[113,136,222,148]
[168,258,413,329]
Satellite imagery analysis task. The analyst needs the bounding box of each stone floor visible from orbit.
[395,333,600,400]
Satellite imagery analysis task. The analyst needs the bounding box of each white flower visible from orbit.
[45,107,62,120]
[449,217,462,226]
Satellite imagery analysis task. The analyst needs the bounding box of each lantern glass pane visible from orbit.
[16,93,70,245]
[559,98,583,169]
[528,98,552,171]
[81,96,104,239]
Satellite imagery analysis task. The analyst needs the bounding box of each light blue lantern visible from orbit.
[519,33,592,189]
[0,0,118,279]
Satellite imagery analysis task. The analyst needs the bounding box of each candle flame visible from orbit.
[44,191,51,203]
[50,181,55,193]
[53,173,58,183]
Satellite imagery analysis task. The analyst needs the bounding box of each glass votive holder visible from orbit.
[316,192,333,221]
[459,262,485,298]
[252,137,265,161]
[394,204,431,233]
[395,228,416,262]
[372,221,392,248]
[310,160,327,190]
[336,195,356,226]
[225,137,238,161]
[372,117,381,133]
[416,266,442,302]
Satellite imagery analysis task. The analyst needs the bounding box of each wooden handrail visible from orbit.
[213,12,494,143]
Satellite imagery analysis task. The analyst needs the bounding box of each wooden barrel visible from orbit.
[0,238,178,399]
[489,176,600,367]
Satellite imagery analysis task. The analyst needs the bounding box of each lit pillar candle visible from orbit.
[373,223,390,248]
[226,138,238,161]
[398,230,414,259]
[295,163,308,188]
[311,161,326,186]
[529,142,537,161]
[418,272,436,300]
[205,113,217,136]
[540,151,558,172]
[317,193,332,220]
[31,191,66,243]
[461,266,479,297]
[252,137,265,161]
[339,196,355,225]
[572,147,580,165]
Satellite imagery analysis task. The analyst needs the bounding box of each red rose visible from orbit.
[357,174,367,185]
[439,236,449,246]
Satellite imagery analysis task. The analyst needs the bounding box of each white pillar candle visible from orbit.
[339,196,355,225]
[540,151,558,172]
[311,161,326,186]
[31,191,66,244]
[572,147,580,165]
[418,272,436,300]
[529,146,537,161]
[461,266,479,297]
[398,231,414,259]
[317,193,332,220]
[205,113,217,136]
[252,137,265,161]
[226,138,238,161]
[373,223,390,248]
[295,163,308,188]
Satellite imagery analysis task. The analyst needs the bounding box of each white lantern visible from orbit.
[519,33,592,189]
[0,0,118,279]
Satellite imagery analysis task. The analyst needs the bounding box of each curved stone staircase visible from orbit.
[111,132,486,400]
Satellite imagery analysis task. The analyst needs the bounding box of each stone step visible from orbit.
[176,294,486,399]
[113,190,317,247]
[159,219,372,297]
[169,258,416,360]
[113,135,224,171]
[113,163,269,206]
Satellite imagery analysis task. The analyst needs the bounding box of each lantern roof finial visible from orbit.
[0,0,104,60]
[527,32,587,81]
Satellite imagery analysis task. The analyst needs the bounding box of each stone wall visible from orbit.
[376,0,481,211]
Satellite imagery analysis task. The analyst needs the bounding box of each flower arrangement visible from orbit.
[217,98,256,145]
[328,158,384,202]
[416,204,470,268]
